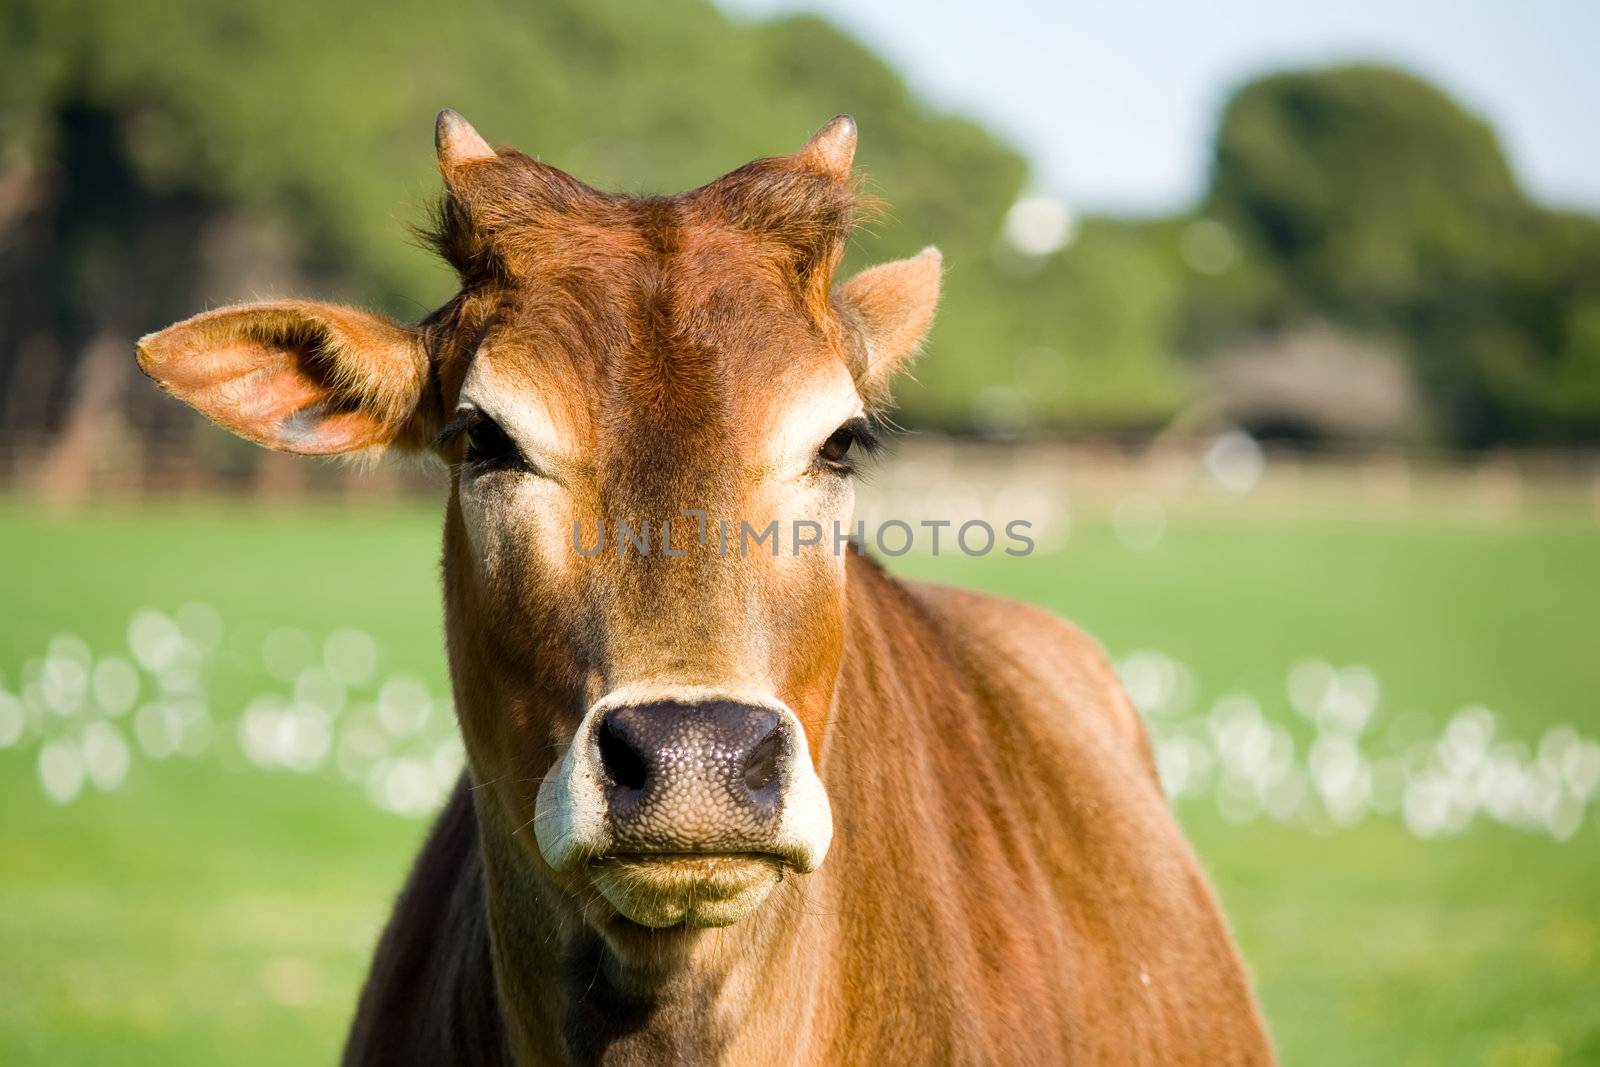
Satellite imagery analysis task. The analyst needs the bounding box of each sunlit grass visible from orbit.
[1,498,1596,1064]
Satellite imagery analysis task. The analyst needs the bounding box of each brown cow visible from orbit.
[136,113,1273,1065]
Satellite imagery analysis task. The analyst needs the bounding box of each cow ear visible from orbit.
[136,301,435,455]
[834,247,941,406]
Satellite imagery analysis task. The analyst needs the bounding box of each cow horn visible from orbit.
[795,115,856,179]
[435,109,497,170]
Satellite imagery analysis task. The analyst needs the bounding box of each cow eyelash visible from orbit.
[436,408,526,472]
[816,417,881,476]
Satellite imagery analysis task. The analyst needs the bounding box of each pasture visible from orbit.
[0,496,1596,1065]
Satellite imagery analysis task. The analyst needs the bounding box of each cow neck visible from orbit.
[474,754,839,1065]
[467,561,928,1064]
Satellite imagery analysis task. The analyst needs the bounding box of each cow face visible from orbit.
[136,112,939,935]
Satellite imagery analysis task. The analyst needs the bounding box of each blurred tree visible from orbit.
[1,0,1200,462]
[3,12,1596,459]
[1189,64,1600,445]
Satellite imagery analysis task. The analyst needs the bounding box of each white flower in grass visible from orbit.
[1119,651,1193,717]
[39,653,89,717]
[377,676,432,737]
[1474,746,1527,825]
[1202,431,1264,497]
[1560,739,1600,801]
[1536,725,1579,777]
[1323,763,1372,828]
[169,698,213,758]
[1155,738,1193,797]
[128,610,189,673]
[323,628,379,686]
[1402,769,1456,838]
[369,757,443,817]
[294,668,346,718]
[1287,659,1334,720]
[1258,764,1308,823]
[91,657,140,716]
[337,710,389,784]
[39,740,85,804]
[1309,735,1362,799]
[0,691,27,748]
[280,706,332,773]
[238,696,329,772]
[1210,694,1272,781]
[1546,793,1586,842]
[82,720,130,791]
[431,737,465,792]
[1517,763,1563,829]
[238,698,283,767]
[134,702,188,759]
[48,633,93,669]
[1439,706,1495,777]
[157,662,203,696]
[1318,666,1379,736]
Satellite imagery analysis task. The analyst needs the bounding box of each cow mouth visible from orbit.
[589,852,785,929]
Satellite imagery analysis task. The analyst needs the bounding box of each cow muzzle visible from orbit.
[534,691,832,927]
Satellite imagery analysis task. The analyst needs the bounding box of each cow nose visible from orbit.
[595,701,786,854]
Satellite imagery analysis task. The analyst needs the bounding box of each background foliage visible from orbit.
[3,0,1597,447]
[1191,65,1600,446]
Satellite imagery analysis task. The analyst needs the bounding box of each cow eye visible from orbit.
[436,407,534,476]
[816,417,879,475]
[464,415,519,468]
[819,426,857,466]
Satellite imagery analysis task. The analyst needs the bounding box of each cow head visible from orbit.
[137,112,939,940]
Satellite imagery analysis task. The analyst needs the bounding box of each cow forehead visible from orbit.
[468,335,857,462]
[458,241,857,477]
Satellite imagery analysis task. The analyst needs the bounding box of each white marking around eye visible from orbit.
[455,354,578,578]
[763,359,864,476]
[459,354,568,472]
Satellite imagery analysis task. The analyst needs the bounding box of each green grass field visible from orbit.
[1,498,1596,1065]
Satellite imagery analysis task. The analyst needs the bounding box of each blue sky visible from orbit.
[720,0,1600,216]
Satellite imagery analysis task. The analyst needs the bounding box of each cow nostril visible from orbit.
[743,729,782,792]
[598,715,648,791]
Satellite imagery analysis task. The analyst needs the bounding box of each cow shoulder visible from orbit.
[904,580,1156,781]
[898,581,1276,1065]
